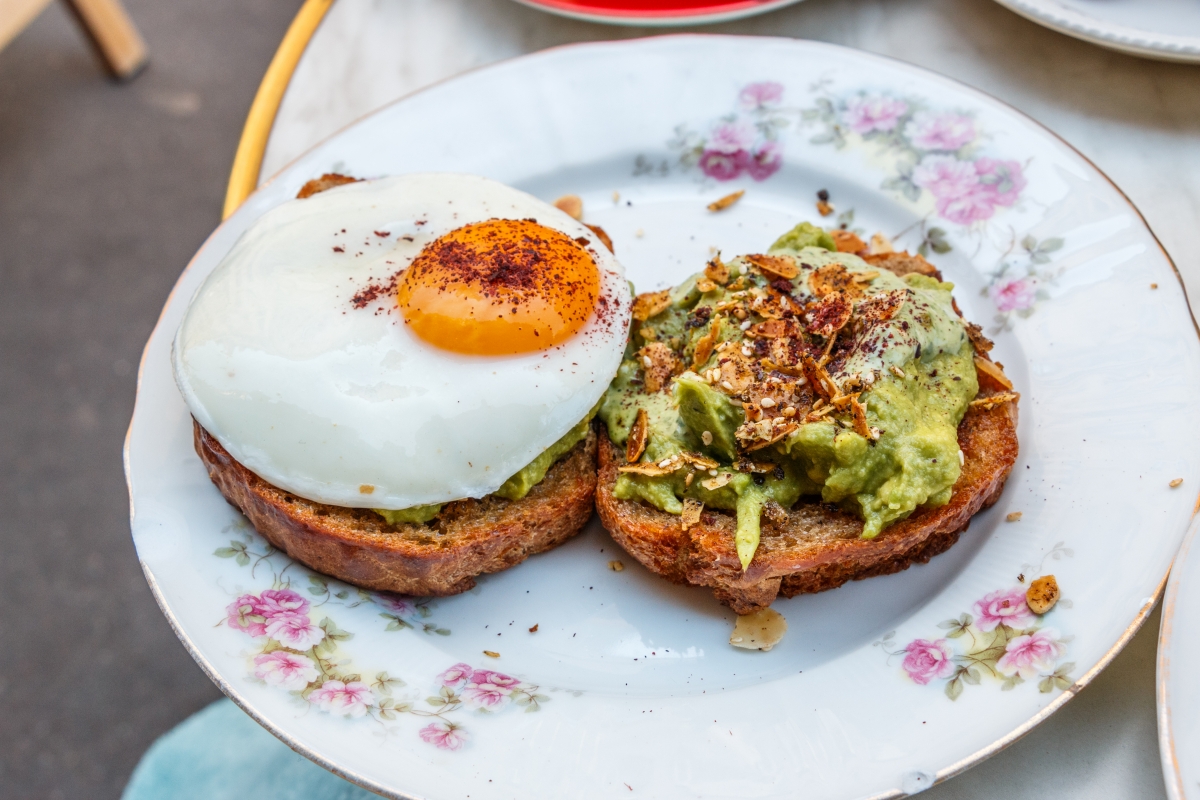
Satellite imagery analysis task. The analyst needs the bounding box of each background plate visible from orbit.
[993,0,1200,63]
[126,36,1200,800]
[1159,516,1200,800]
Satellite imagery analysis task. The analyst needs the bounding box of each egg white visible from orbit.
[173,173,630,509]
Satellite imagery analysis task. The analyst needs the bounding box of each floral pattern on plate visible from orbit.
[636,80,1076,330]
[876,545,1075,700]
[215,525,547,750]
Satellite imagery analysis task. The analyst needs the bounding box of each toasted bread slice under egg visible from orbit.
[196,420,598,596]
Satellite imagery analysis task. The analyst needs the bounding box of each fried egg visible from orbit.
[173,173,630,509]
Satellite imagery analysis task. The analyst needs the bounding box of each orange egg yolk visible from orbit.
[397,219,600,356]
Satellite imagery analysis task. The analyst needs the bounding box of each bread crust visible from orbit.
[195,420,598,596]
[596,401,1018,614]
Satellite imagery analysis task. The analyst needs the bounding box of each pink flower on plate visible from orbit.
[476,671,520,688]
[264,611,326,650]
[989,276,1037,313]
[463,682,511,710]
[375,593,414,616]
[256,588,309,620]
[905,111,976,152]
[708,119,757,154]
[226,594,268,638]
[996,628,1066,680]
[308,680,375,718]
[746,140,783,181]
[698,149,749,181]
[901,638,956,685]
[253,651,318,691]
[843,95,909,135]
[974,157,1026,208]
[738,81,784,110]
[438,663,474,688]
[419,721,467,751]
[913,154,1027,225]
[973,587,1034,632]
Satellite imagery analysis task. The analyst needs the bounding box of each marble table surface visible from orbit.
[256,0,1200,796]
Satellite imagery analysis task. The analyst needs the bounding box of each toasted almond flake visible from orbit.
[692,327,719,371]
[639,325,657,341]
[705,257,730,285]
[609,560,625,572]
[831,229,867,253]
[483,650,500,658]
[358,484,375,495]
[631,290,671,321]
[702,472,732,491]
[618,458,681,477]
[681,499,704,530]
[735,458,774,473]
[1006,511,1023,522]
[849,396,872,439]
[701,430,714,446]
[1026,575,1060,615]
[969,391,1020,409]
[626,408,649,463]
[868,232,895,255]
[707,190,745,212]
[697,279,717,293]
[553,194,583,220]
[974,356,1014,391]
[743,423,799,452]
[680,452,720,470]
[745,254,799,280]
[800,353,840,401]
[1171,478,1184,488]
[729,608,787,651]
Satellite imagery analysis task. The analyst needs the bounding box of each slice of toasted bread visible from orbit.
[195,420,598,596]
[596,398,1018,614]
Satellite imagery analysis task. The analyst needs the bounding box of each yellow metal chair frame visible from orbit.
[222,0,334,219]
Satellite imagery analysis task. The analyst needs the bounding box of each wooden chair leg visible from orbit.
[61,0,147,80]
[0,0,54,53]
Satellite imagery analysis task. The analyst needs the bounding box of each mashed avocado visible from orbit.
[599,222,979,568]
[375,405,598,526]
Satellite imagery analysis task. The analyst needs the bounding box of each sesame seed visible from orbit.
[709,469,719,476]
[958,450,965,465]
[643,356,653,368]
[773,417,786,425]
[740,320,752,331]
[761,397,776,408]
[658,458,673,468]
[721,381,734,391]
[702,431,714,445]
[741,346,753,356]
[783,407,796,417]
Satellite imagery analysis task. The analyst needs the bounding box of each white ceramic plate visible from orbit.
[993,0,1200,63]
[126,36,1200,800]
[1160,517,1200,800]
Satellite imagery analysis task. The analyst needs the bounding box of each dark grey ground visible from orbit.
[0,2,1170,799]
[0,2,299,797]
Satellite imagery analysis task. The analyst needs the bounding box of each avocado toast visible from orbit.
[595,223,1018,614]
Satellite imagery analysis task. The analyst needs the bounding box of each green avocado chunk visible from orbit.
[374,405,598,526]
[769,221,838,254]
[599,228,980,569]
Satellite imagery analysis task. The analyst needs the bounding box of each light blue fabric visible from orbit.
[122,699,376,800]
